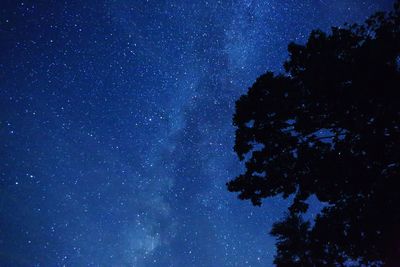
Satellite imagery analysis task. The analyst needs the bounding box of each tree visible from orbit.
[227,2,400,266]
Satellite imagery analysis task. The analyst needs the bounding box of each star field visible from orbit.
[0,1,395,266]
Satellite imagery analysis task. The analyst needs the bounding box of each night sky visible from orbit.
[0,1,395,266]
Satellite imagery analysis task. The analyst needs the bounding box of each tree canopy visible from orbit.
[227,2,400,266]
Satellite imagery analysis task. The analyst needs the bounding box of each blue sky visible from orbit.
[0,1,395,266]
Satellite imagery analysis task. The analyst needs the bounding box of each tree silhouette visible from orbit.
[227,2,400,266]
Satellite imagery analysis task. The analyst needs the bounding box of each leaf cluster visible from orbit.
[228,2,400,265]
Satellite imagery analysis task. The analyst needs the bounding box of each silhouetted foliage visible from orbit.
[228,2,400,266]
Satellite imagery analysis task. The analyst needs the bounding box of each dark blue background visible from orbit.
[0,1,394,266]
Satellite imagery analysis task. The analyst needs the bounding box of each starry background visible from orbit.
[0,0,395,266]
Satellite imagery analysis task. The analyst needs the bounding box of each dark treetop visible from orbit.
[228,1,400,266]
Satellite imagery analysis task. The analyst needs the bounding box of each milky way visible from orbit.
[0,1,394,266]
